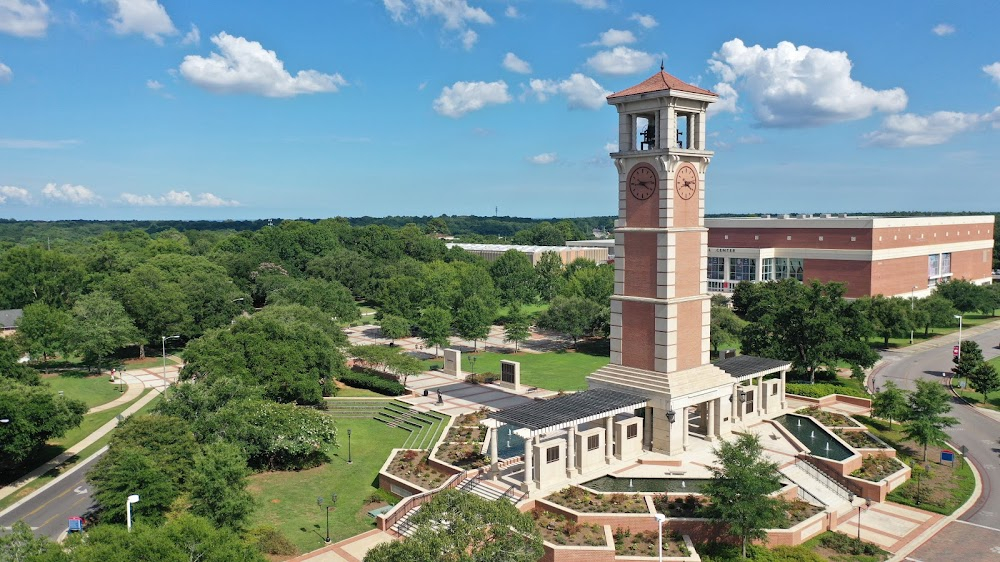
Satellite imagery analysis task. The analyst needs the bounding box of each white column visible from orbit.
[681,407,689,450]
[706,399,716,441]
[758,376,765,415]
[712,397,723,437]
[731,385,738,420]
[566,426,576,478]
[522,436,533,492]
[780,369,787,409]
[490,427,499,475]
[605,416,614,464]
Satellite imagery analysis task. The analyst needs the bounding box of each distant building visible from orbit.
[0,308,23,337]
[705,215,995,298]
[446,243,609,265]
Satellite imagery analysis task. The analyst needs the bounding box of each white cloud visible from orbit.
[179,32,347,97]
[0,186,31,204]
[864,107,1000,147]
[586,46,656,75]
[529,152,557,164]
[106,0,177,44]
[736,135,764,145]
[984,62,1000,86]
[604,142,618,152]
[180,23,199,45]
[460,28,477,50]
[629,13,657,29]
[120,190,240,207]
[0,61,10,82]
[527,73,610,110]
[433,80,511,117]
[572,0,606,9]
[146,79,163,90]
[504,5,518,18]
[592,29,635,47]
[42,183,99,204]
[932,23,955,36]
[502,52,531,74]
[0,0,49,37]
[0,138,78,149]
[709,38,908,127]
[710,82,738,113]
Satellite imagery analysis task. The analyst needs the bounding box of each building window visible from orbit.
[941,253,951,275]
[788,258,804,281]
[928,254,940,278]
[626,424,638,439]
[818,236,824,242]
[774,258,788,280]
[587,435,600,451]
[762,258,774,280]
[786,235,792,241]
[754,235,760,241]
[729,258,756,282]
[546,447,560,464]
[708,257,724,280]
[851,236,856,242]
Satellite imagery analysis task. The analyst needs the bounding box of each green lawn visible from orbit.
[41,372,123,409]
[123,356,180,370]
[953,355,1000,410]
[335,385,387,398]
[869,314,1000,349]
[248,417,409,554]
[421,348,609,391]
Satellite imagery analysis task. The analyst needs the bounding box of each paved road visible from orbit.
[0,450,103,539]
[871,325,1000,561]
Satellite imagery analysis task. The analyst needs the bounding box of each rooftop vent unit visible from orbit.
[840,213,849,218]
[801,214,813,219]
[821,213,833,218]
[780,214,791,219]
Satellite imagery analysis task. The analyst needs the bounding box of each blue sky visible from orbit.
[1,0,998,221]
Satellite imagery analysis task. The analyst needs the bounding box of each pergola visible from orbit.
[487,388,648,439]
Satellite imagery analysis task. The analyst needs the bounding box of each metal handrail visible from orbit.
[795,459,852,501]
[380,470,472,531]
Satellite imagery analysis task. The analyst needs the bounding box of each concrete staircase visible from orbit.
[373,401,448,450]
[390,505,421,538]
[457,476,520,504]
[780,462,852,507]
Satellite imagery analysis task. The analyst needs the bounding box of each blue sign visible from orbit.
[941,450,955,463]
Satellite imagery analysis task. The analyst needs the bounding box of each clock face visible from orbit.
[674,164,698,200]
[627,164,657,201]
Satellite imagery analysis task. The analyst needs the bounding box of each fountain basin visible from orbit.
[774,414,854,461]
[581,476,709,493]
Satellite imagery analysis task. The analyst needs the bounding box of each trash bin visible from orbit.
[423,389,429,397]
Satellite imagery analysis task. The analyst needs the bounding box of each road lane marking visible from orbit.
[955,519,1000,533]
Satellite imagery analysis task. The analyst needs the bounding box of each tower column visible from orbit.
[566,425,576,478]
[522,436,533,492]
[681,406,690,450]
[490,427,499,475]
[605,416,614,463]
[706,399,716,441]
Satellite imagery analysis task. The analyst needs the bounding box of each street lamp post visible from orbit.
[470,356,477,375]
[126,494,140,532]
[161,335,180,393]
[654,512,667,562]
[317,494,338,543]
[347,428,352,464]
[954,314,963,362]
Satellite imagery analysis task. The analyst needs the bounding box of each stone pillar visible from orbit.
[681,407,689,450]
[522,436,533,493]
[731,385,739,420]
[706,399,716,441]
[643,406,653,451]
[605,416,614,464]
[490,427,499,475]
[780,369,787,409]
[758,376,765,416]
[566,426,576,478]
[713,397,723,437]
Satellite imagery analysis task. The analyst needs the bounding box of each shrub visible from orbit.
[246,525,298,556]
[338,371,406,396]
[818,532,888,557]
[786,383,868,399]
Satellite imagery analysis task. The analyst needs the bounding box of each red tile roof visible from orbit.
[607,70,716,100]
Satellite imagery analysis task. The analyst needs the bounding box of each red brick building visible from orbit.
[705,215,995,299]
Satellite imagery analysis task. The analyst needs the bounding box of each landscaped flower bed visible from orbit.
[834,429,881,449]
[797,406,858,427]
[534,510,607,546]
[455,408,491,426]
[779,499,824,527]
[434,441,489,469]
[851,455,901,482]
[652,494,708,518]
[546,487,649,513]
[613,527,690,557]
[444,424,485,444]
[385,450,450,489]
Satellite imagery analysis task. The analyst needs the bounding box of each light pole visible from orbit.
[347,428,352,464]
[161,335,180,393]
[126,494,140,531]
[910,286,917,345]
[470,356,477,375]
[954,314,963,362]
[317,494,338,543]
[654,512,667,562]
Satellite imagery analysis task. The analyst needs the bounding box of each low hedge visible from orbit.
[338,371,406,396]
[785,383,868,399]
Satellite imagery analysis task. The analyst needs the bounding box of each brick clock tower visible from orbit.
[589,67,735,455]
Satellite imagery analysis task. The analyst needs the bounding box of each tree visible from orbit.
[454,295,494,351]
[189,442,256,530]
[861,295,913,346]
[967,361,1000,404]
[379,314,410,343]
[915,295,958,336]
[418,306,452,356]
[903,380,959,461]
[981,283,1000,316]
[710,305,745,354]
[266,277,360,323]
[64,292,139,372]
[703,433,786,559]
[14,302,70,365]
[952,340,984,379]
[503,302,531,352]
[536,295,603,348]
[489,250,536,305]
[0,521,63,561]
[562,263,614,303]
[363,489,543,562]
[0,336,39,385]
[89,447,179,525]
[871,381,907,429]
[534,251,565,301]
[0,380,86,472]
[106,264,186,358]
[935,279,989,314]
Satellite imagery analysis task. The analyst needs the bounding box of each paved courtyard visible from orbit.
[344,324,572,358]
